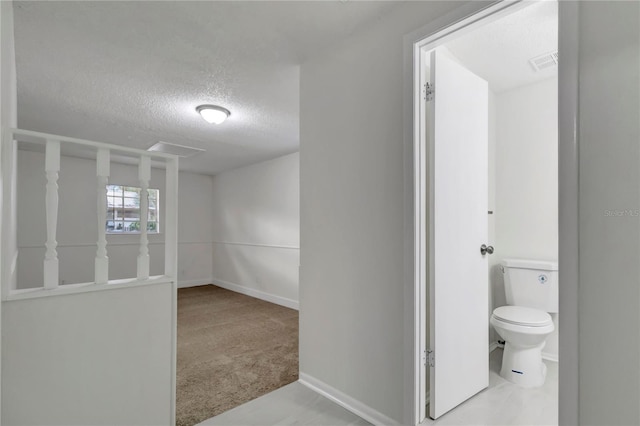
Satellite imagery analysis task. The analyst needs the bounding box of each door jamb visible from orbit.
[403,1,578,424]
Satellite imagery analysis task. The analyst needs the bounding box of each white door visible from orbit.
[428,47,489,420]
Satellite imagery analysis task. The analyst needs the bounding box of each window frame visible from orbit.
[105,184,160,235]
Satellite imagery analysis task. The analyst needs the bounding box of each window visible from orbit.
[106,185,159,233]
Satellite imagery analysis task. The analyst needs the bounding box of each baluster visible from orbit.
[95,149,110,284]
[44,140,60,289]
[137,156,150,280]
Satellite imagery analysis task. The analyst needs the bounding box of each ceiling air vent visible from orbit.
[529,51,559,72]
[147,141,205,158]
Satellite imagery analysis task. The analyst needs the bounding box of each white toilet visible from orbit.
[490,259,558,388]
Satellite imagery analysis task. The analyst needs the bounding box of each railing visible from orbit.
[1,128,179,299]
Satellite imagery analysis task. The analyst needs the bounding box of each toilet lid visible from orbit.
[493,306,552,327]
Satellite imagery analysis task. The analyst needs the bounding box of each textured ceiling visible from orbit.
[445,1,558,93]
[13,1,401,175]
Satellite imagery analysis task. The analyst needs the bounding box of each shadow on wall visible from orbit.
[210,152,300,306]
[490,263,506,310]
[210,201,299,304]
[212,242,299,304]
[219,188,298,246]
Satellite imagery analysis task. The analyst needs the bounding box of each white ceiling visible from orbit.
[445,1,558,93]
[13,1,402,175]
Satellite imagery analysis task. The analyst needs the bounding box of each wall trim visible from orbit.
[177,278,213,289]
[299,373,400,426]
[212,241,299,250]
[211,277,299,310]
[18,241,213,249]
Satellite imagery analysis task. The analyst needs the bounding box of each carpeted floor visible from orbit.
[176,285,299,426]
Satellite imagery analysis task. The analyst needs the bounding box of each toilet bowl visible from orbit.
[492,258,558,387]
[491,305,554,388]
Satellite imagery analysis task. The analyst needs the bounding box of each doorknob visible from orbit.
[480,244,494,255]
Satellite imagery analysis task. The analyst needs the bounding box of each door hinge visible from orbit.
[426,349,434,367]
[424,82,434,102]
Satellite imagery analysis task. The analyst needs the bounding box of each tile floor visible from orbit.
[197,381,369,426]
[422,348,558,425]
[198,349,558,426]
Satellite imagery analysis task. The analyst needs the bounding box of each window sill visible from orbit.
[106,232,162,236]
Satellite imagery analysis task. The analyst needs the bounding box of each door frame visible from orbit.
[403,1,579,424]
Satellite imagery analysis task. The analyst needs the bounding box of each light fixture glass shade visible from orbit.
[196,105,230,124]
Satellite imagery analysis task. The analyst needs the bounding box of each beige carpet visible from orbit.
[176,285,299,426]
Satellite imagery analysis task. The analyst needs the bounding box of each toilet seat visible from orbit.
[492,306,552,327]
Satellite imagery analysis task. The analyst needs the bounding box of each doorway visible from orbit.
[413,1,559,422]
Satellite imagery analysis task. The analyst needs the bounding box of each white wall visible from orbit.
[495,77,558,262]
[299,2,478,423]
[2,283,174,425]
[211,152,299,309]
[16,150,214,288]
[576,2,640,424]
[493,76,559,359]
[0,1,18,421]
[0,2,16,130]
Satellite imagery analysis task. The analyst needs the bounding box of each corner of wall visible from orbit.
[298,373,400,426]
[0,1,18,421]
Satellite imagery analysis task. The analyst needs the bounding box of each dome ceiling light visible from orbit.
[196,105,231,125]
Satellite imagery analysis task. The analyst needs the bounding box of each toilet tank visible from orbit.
[503,259,559,313]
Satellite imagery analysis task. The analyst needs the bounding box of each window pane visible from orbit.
[123,187,139,198]
[105,185,160,234]
[108,196,121,208]
[107,185,123,196]
[123,197,138,208]
[124,210,140,220]
[153,190,160,225]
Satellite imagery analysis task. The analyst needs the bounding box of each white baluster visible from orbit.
[137,156,151,280]
[95,149,110,284]
[44,140,60,289]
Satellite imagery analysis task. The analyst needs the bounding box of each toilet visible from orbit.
[490,258,558,388]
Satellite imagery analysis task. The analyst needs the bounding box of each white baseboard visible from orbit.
[298,373,399,426]
[211,277,299,310]
[178,278,213,289]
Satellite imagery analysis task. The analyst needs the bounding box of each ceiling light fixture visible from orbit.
[196,104,231,125]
